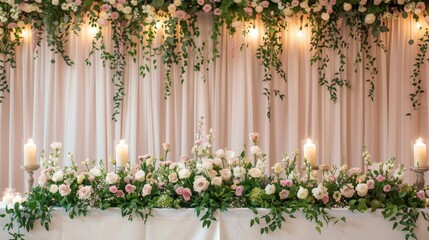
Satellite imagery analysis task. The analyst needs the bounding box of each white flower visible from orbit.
[202,158,214,170]
[321,12,330,21]
[76,174,85,184]
[211,177,222,186]
[297,187,309,199]
[343,3,352,12]
[146,157,154,166]
[364,13,376,24]
[105,172,120,184]
[300,2,308,9]
[283,7,294,16]
[61,3,68,10]
[162,143,171,152]
[272,163,283,174]
[49,184,59,194]
[250,146,262,156]
[397,0,405,5]
[312,183,328,200]
[51,0,59,6]
[77,186,92,200]
[142,184,152,197]
[215,149,225,158]
[313,4,323,13]
[265,184,276,195]
[333,191,342,202]
[193,177,210,193]
[59,184,71,196]
[248,167,263,178]
[255,5,263,13]
[220,169,232,181]
[358,5,367,13]
[52,170,64,182]
[341,184,356,198]
[50,142,62,149]
[134,170,146,182]
[178,168,191,179]
[213,157,223,167]
[122,6,132,15]
[168,3,176,14]
[233,166,246,179]
[174,0,182,6]
[131,0,138,6]
[404,4,413,13]
[356,183,369,197]
[168,173,178,183]
[89,167,102,177]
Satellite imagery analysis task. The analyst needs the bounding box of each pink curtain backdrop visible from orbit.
[0,15,428,193]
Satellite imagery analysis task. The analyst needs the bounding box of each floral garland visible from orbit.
[1,119,429,240]
[0,1,428,119]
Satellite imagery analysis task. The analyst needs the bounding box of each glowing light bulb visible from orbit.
[21,29,28,38]
[249,27,258,38]
[416,22,422,29]
[88,26,98,36]
[297,30,303,37]
[155,20,163,29]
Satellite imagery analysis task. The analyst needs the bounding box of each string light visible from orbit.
[88,26,98,36]
[21,28,29,38]
[249,27,258,38]
[155,20,163,29]
[416,22,421,29]
[297,30,303,38]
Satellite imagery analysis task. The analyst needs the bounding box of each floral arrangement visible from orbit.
[0,1,428,119]
[1,118,429,240]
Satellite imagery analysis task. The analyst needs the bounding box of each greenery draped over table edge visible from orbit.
[0,0,428,120]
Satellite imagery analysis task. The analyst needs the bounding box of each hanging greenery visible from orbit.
[0,0,428,120]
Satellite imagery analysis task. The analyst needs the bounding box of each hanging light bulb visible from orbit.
[21,28,29,38]
[249,27,258,38]
[416,22,422,29]
[88,26,98,36]
[297,30,303,38]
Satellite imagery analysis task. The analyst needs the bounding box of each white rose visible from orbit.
[59,184,71,196]
[134,170,146,182]
[52,170,64,182]
[89,167,101,177]
[300,2,308,9]
[142,184,152,197]
[76,174,85,184]
[122,6,132,15]
[272,163,283,174]
[356,183,369,197]
[215,149,225,158]
[219,169,232,181]
[297,187,309,199]
[343,3,352,11]
[178,168,191,179]
[105,172,120,184]
[162,143,171,152]
[250,146,262,156]
[255,5,263,13]
[283,7,293,16]
[193,177,210,193]
[313,4,323,12]
[131,0,138,6]
[168,173,178,183]
[265,184,276,195]
[364,13,376,24]
[404,4,412,13]
[146,157,154,166]
[321,12,330,21]
[50,142,62,149]
[358,5,367,13]
[248,167,263,178]
[414,9,422,15]
[116,3,124,11]
[211,177,222,186]
[174,0,182,6]
[49,184,59,194]
[51,0,59,6]
[213,157,223,167]
[397,0,404,4]
[202,158,213,170]
[77,186,92,200]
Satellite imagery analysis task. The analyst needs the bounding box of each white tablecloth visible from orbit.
[1,206,428,240]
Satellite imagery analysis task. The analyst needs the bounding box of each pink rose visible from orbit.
[279,189,289,200]
[322,195,329,204]
[142,184,152,197]
[326,5,333,14]
[97,17,109,27]
[383,185,391,192]
[117,0,126,4]
[182,188,192,201]
[244,7,253,16]
[261,1,269,8]
[373,0,382,5]
[214,8,221,15]
[180,154,190,162]
[329,0,336,5]
[202,4,212,13]
[249,132,260,142]
[417,190,426,200]
[416,2,426,11]
[197,0,205,5]
[235,186,244,196]
[75,0,82,6]
[176,187,184,195]
[426,16,429,25]
[291,0,299,7]
[360,0,367,5]
[366,179,375,189]
[280,179,293,187]
[77,186,92,200]
[319,0,328,6]
[376,175,384,182]
[88,176,95,182]
[125,184,136,194]
[7,22,17,28]
[101,4,109,11]
[111,12,120,20]
[116,190,125,198]
[109,185,118,194]
[59,184,71,197]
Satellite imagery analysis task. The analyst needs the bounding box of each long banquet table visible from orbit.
[1,206,428,240]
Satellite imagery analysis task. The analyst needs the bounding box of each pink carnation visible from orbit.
[261,1,269,8]
[109,185,118,194]
[235,186,244,196]
[417,190,426,200]
[214,8,221,15]
[376,175,384,182]
[383,185,391,192]
[116,190,125,198]
[329,0,336,5]
[125,184,136,194]
[7,22,17,28]
[180,154,190,162]
[182,188,192,201]
[176,187,184,195]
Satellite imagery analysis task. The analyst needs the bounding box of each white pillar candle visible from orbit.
[24,139,37,167]
[303,139,317,166]
[413,138,427,168]
[115,139,128,167]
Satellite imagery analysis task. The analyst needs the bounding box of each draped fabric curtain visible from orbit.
[0,14,428,193]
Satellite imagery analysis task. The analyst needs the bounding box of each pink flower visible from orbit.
[279,189,289,200]
[109,185,118,194]
[376,175,384,182]
[328,175,336,182]
[322,195,329,204]
[97,17,109,27]
[7,22,17,28]
[417,190,426,200]
[235,186,244,196]
[182,188,192,201]
[261,1,269,8]
[174,10,187,20]
[373,0,382,5]
[416,2,426,11]
[383,185,391,192]
[59,184,71,196]
[180,154,190,162]
[125,184,136,194]
[75,0,82,6]
[214,8,221,15]
[142,184,152,197]
[280,179,293,187]
[197,0,205,5]
[77,186,92,200]
[329,0,336,5]
[202,4,212,13]
[101,4,109,11]
[248,132,260,142]
[176,187,184,195]
[244,7,253,16]
[426,16,429,25]
[88,176,95,182]
[111,12,120,20]
[117,0,126,4]
[326,5,333,14]
[359,0,367,5]
[319,0,328,6]
[116,190,125,198]
[366,179,375,189]
[291,0,299,7]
